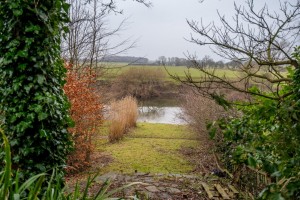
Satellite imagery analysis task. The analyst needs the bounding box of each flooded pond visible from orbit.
[137,106,186,124]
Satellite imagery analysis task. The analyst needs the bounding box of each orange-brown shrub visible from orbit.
[108,96,138,142]
[64,64,103,173]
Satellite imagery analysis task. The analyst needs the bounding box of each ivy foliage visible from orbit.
[0,0,72,179]
[212,47,300,199]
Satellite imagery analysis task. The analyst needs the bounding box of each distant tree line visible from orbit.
[102,56,149,64]
[101,55,241,68]
[156,55,240,68]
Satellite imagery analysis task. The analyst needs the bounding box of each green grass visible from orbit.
[96,123,199,174]
[98,62,289,85]
[129,123,198,139]
[99,63,242,81]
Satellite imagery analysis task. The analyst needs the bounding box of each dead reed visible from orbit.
[108,96,138,142]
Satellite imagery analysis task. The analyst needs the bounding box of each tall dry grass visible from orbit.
[109,96,138,142]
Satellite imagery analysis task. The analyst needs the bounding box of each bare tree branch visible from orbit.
[179,0,300,103]
[62,0,136,77]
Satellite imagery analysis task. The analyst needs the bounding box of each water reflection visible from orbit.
[137,106,186,125]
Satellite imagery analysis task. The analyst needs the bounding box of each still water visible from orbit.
[137,106,186,125]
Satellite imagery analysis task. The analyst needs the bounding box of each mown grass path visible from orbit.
[67,123,244,199]
[95,123,200,174]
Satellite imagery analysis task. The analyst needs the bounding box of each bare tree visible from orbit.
[62,0,140,76]
[174,0,300,103]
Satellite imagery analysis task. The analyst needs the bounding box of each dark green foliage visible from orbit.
[0,0,72,180]
[0,131,141,199]
[209,47,300,199]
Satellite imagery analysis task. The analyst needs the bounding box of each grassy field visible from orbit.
[99,62,241,81]
[95,122,199,174]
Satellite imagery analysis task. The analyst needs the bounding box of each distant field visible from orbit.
[99,62,241,81]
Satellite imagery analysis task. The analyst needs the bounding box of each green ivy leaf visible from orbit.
[18,63,27,71]
[62,3,71,13]
[37,74,45,85]
[24,84,33,94]
[13,9,23,16]
[17,50,28,58]
[38,112,48,121]
[25,25,40,33]
[39,129,48,138]
[37,10,48,22]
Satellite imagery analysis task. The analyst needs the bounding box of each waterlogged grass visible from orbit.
[96,123,199,174]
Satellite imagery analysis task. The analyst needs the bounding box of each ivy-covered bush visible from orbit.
[0,1,72,180]
[213,47,300,199]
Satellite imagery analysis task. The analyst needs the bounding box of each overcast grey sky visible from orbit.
[107,0,284,61]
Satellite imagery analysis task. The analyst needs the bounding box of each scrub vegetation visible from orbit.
[111,67,166,99]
